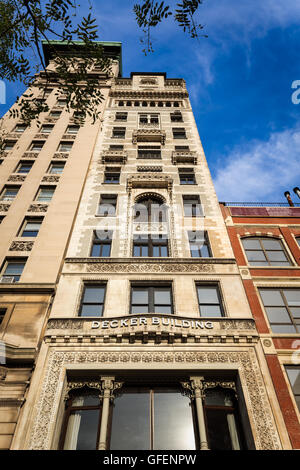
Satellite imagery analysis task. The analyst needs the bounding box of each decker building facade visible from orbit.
[0,41,296,450]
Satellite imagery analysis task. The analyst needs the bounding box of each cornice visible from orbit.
[65,257,236,265]
[110,90,189,99]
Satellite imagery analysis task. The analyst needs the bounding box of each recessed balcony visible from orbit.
[132,129,166,145]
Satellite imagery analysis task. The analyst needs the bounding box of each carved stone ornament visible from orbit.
[42,175,60,183]
[101,151,127,164]
[64,380,102,400]
[172,151,197,165]
[28,349,281,450]
[127,174,173,193]
[22,152,38,159]
[140,78,157,85]
[53,152,69,159]
[137,166,162,172]
[132,129,166,145]
[0,203,10,212]
[8,175,26,183]
[86,262,214,274]
[27,204,48,213]
[9,240,34,252]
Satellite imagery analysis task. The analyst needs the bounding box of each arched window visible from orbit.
[133,194,167,223]
[241,237,291,266]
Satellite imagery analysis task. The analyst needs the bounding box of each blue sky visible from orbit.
[1,0,300,203]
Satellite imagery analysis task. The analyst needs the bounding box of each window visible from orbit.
[126,101,132,106]
[241,237,291,266]
[173,128,186,139]
[98,195,117,216]
[130,284,173,314]
[296,237,300,248]
[110,386,196,450]
[90,231,112,257]
[58,142,73,152]
[170,112,183,122]
[115,112,127,122]
[48,162,65,174]
[109,145,124,151]
[285,366,300,412]
[0,186,20,201]
[197,285,224,317]
[104,168,120,184]
[118,101,124,106]
[60,389,103,450]
[66,125,80,134]
[30,141,44,152]
[139,114,159,126]
[259,288,300,333]
[16,161,33,174]
[179,168,196,184]
[4,141,16,150]
[14,124,27,133]
[0,308,6,326]
[183,195,203,217]
[20,218,43,237]
[49,111,61,118]
[36,187,55,202]
[133,195,167,223]
[40,124,54,134]
[112,127,126,139]
[137,146,161,159]
[175,145,189,151]
[188,231,211,258]
[1,259,26,282]
[79,284,106,317]
[203,387,244,450]
[57,99,67,107]
[133,234,168,257]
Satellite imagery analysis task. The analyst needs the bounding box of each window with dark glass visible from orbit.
[241,237,291,266]
[36,186,55,202]
[259,288,300,333]
[285,366,300,412]
[197,285,224,317]
[98,195,117,216]
[133,195,167,223]
[20,218,43,237]
[110,386,196,450]
[183,195,203,217]
[133,234,168,257]
[296,237,300,248]
[109,144,124,151]
[66,125,80,134]
[179,168,196,184]
[58,141,73,152]
[40,124,54,134]
[16,161,33,174]
[30,141,44,152]
[172,128,186,139]
[90,231,112,257]
[60,388,102,450]
[137,146,161,159]
[1,259,26,282]
[48,162,65,174]
[14,124,27,133]
[104,168,120,184]
[130,284,173,314]
[0,308,6,326]
[170,112,183,122]
[188,231,211,258]
[175,145,189,151]
[112,127,126,139]
[139,114,159,125]
[0,186,20,201]
[79,284,106,317]
[115,112,128,121]
[204,387,245,450]
[3,141,16,150]
[49,110,61,118]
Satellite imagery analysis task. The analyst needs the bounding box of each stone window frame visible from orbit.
[182,195,203,217]
[97,194,118,217]
[17,216,44,238]
[0,185,21,201]
[187,230,212,258]
[35,185,56,203]
[132,233,169,258]
[90,230,113,258]
[129,280,174,315]
[0,257,27,282]
[195,282,226,318]
[78,282,108,318]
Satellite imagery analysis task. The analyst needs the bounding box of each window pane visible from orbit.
[262,239,282,249]
[154,305,172,314]
[101,244,111,257]
[131,305,149,314]
[267,251,289,262]
[110,391,150,450]
[154,390,195,450]
[80,304,103,317]
[197,287,219,304]
[271,324,297,334]
[242,239,261,249]
[260,290,285,306]
[283,290,300,306]
[286,368,300,395]
[64,409,100,450]
[5,263,25,275]
[265,307,291,323]
[246,251,266,261]
[83,286,105,303]
[199,305,222,317]
[290,307,300,318]
[132,288,148,304]
[154,288,171,305]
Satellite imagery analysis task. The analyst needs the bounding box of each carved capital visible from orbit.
[181,376,205,400]
[100,376,123,401]
[65,380,102,401]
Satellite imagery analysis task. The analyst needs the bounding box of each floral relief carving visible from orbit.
[8,175,26,182]
[0,203,10,212]
[28,349,281,450]
[42,175,60,183]
[27,204,48,213]
[86,262,214,274]
[9,241,34,251]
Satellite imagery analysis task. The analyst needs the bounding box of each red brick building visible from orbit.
[220,201,300,448]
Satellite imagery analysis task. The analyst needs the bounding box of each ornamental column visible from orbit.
[181,376,209,450]
[98,376,123,451]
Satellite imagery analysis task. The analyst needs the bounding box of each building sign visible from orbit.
[91,316,214,330]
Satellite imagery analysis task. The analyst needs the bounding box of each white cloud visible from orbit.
[212,125,300,202]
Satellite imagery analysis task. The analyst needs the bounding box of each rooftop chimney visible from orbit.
[293,187,300,200]
[284,191,294,207]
